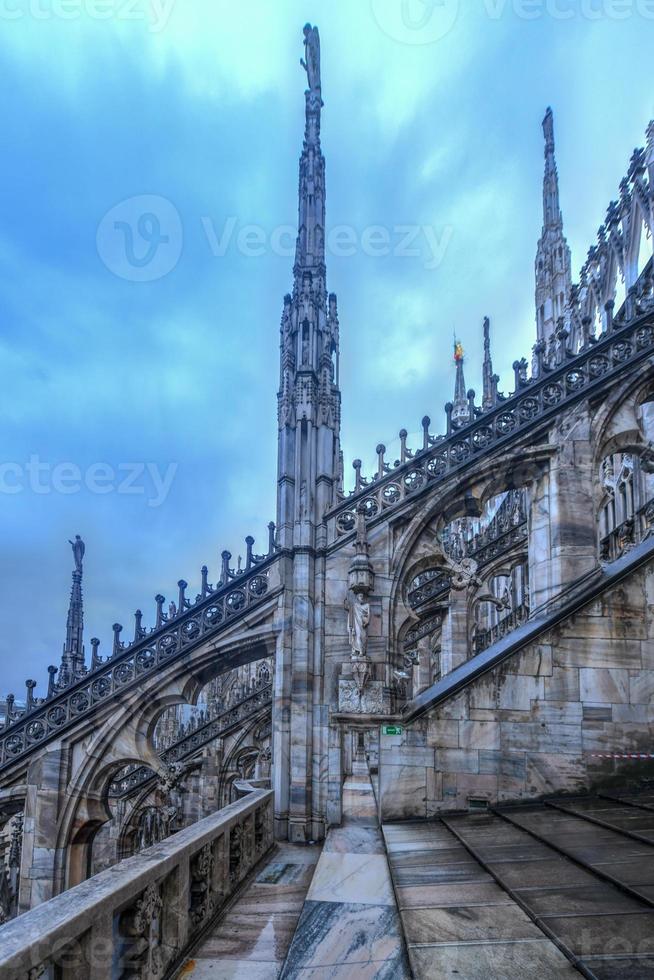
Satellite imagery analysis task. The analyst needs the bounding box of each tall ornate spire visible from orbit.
[277,24,341,543]
[60,536,85,685]
[451,338,468,428]
[294,24,325,291]
[275,27,343,843]
[481,317,498,411]
[535,107,572,345]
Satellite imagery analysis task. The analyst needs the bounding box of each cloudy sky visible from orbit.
[0,0,651,697]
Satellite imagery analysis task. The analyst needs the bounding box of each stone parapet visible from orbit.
[0,789,273,980]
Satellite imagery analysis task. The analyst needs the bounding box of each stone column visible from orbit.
[326,724,343,827]
[19,747,66,911]
[529,411,599,613]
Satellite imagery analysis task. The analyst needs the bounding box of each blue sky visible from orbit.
[0,0,652,697]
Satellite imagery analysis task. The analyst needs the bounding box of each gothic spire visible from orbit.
[481,316,498,411]
[60,536,85,685]
[542,107,562,230]
[277,26,341,549]
[535,107,572,344]
[451,338,468,428]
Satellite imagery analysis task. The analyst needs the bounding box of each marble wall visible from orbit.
[379,562,654,820]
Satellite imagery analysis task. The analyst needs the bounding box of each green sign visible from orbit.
[382,725,403,736]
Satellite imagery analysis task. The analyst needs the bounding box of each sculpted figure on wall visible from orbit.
[345,591,370,658]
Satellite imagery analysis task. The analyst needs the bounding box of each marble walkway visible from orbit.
[382,819,578,979]
[174,840,321,979]
[279,762,412,978]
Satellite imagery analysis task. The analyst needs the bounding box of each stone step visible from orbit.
[382,817,579,978]
[279,767,411,978]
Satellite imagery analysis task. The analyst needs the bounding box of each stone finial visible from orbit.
[399,429,408,464]
[25,679,36,711]
[421,416,431,452]
[444,402,453,436]
[604,300,614,332]
[375,444,386,479]
[112,624,123,658]
[90,640,102,671]
[220,551,232,586]
[46,665,58,698]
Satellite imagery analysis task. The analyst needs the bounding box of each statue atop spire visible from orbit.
[301,23,321,94]
[481,317,498,411]
[300,23,323,149]
[535,107,572,347]
[60,535,86,686]
[451,338,468,428]
[68,534,85,574]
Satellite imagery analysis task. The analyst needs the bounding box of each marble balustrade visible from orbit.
[0,788,273,980]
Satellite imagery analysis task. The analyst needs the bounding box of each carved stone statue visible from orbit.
[345,591,370,657]
[448,556,481,592]
[301,23,321,92]
[68,535,85,574]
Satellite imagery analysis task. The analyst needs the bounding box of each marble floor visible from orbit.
[175,842,321,980]
[279,762,411,979]
[381,820,578,979]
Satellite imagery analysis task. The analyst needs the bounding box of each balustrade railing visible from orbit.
[441,490,526,561]
[473,601,530,654]
[109,683,273,800]
[0,555,280,772]
[600,496,654,563]
[0,788,273,980]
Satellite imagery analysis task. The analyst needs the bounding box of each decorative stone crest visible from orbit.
[447,556,481,592]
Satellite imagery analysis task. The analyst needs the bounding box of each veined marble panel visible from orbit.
[280,900,409,977]
[306,852,395,906]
